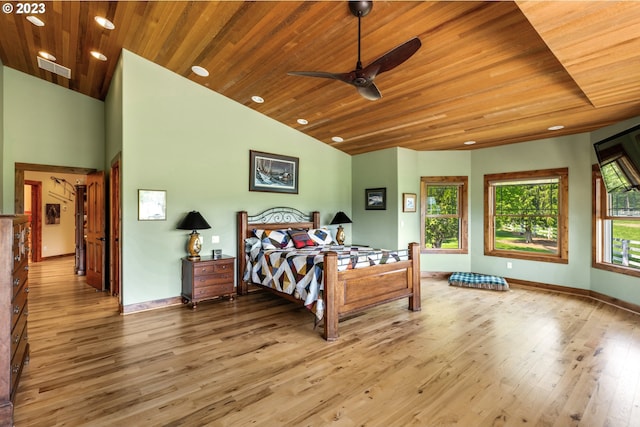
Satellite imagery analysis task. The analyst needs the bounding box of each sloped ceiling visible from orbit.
[1,1,639,155]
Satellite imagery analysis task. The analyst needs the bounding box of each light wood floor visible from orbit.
[13,257,640,426]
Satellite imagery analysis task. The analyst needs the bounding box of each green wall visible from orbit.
[1,67,105,212]
[105,54,123,166]
[351,147,399,248]
[415,150,472,272]
[469,133,593,289]
[350,147,421,250]
[116,50,351,306]
[397,148,420,249]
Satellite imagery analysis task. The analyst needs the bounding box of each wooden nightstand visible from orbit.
[181,255,235,309]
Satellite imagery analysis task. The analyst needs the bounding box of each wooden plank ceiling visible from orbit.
[1,1,640,155]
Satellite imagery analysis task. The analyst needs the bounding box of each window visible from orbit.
[593,165,640,277]
[484,168,568,263]
[420,176,468,254]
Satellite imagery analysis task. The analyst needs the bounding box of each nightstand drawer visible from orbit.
[193,260,233,276]
[194,272,233,286]
[194,282,234,299]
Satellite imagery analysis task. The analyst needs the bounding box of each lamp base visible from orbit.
[186,231,202,260]
[335,225,345,245]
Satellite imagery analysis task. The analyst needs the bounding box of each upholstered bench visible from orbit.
[448,272,509,291]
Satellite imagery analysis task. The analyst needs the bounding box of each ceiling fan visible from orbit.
[287,0,421,101]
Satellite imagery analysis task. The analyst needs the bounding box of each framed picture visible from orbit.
[403,193,417,212]
[249,150,299,194]
[45,203,61,225]
[365,187,386,210]
[138,189,166,221]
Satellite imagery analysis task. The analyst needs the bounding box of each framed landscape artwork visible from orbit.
[249,150,299,194]
[366,188,386,210]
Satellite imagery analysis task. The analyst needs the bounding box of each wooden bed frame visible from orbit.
[236,207,421,341]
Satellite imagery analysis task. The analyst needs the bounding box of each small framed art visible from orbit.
[403,193,417,212]
[138,189,167,221]
[365,187,386,210]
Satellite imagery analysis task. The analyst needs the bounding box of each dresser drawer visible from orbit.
[12,258,28,299]
[192,260,233,276]
[11,317,28,362]
[12,285,28,330]
[10,337,29,401]
[12,222,28,267]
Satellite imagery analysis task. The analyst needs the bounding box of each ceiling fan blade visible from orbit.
[362,37,421,80]
[357,82,382,101]
[287,70,351,83]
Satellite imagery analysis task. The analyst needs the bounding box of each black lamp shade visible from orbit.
[177,211,211,231]
[330,211,352,225]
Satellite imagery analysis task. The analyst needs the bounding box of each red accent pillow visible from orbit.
[288,229,316,249]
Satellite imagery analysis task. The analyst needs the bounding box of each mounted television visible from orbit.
[593,123,640,193]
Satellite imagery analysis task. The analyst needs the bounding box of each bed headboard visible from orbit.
[236,207,320,294]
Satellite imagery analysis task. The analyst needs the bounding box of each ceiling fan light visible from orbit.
[94,16,115,30]
[191,65,209,77]
[26,16,45,27]
[90,51,107,61]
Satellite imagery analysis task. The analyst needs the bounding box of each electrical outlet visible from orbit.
[211,235,220,244]
[507,262,513,269]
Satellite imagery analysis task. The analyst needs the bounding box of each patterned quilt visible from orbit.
[243,245,409,320]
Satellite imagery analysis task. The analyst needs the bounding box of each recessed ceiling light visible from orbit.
[26,16,45,27]
[463,140,476,145]
[548,125,565,131]
[331,136,344,143]
[90,51,107,61]
[191,65,209,77]
[297,119,308,125]
[94,16,115,30]
[251,95,264,104]
[38,51,56,61]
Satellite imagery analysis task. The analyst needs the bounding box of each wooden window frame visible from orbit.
[420,176,468,254]
[484,168,569,264]
[592,164,640,278]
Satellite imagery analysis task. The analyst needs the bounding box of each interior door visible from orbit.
[86,171,105,291]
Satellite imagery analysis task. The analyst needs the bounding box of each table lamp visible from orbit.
[177,211,211,260]
[330,211,352,245]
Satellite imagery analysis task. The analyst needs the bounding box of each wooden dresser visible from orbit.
[181,255,235,309]
[0,215,30,425]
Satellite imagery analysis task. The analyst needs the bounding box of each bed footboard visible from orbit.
[323,242,421,341]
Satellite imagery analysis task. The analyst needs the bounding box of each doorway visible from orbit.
[24,180,42,262]
[15,163,100,275]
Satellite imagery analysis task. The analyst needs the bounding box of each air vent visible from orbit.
[37,56,71,79]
